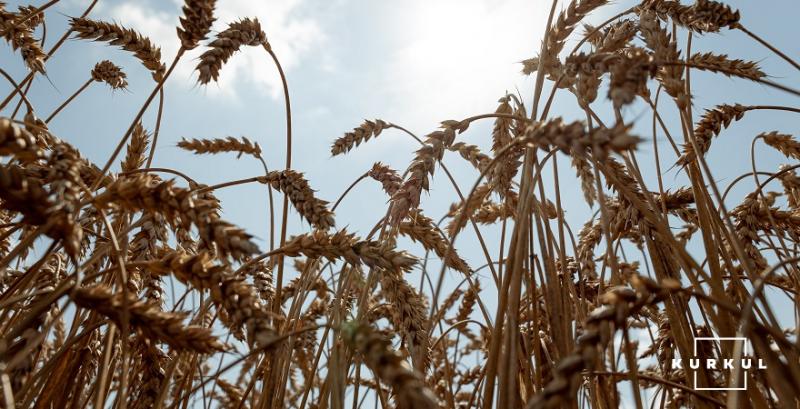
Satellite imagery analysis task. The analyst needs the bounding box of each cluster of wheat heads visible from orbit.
[0,0,799,408]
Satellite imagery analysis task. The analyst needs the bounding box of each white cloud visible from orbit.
[97,0,325,99]
[380,0,546,128]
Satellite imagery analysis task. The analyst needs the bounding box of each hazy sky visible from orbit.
[1,0,799,297]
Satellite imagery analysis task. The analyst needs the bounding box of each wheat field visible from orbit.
[0,0,799,408]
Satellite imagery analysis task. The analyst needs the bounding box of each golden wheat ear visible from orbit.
[91,60,128,90]
[260,169,336,230]
[178,136,262,159]
[176,0,217,50]
[641,0,740,33]
[762,132,800,160]
[70,17,166,81]
[678,103,749,166]
[196,17,268,84]
[368,162,402,196]
[343,322,439,409]
[0,4,47,72]
[331,119,390,156]
[0,117,42,160]
[398,209,471,274]
[71,285,226,353]
[121,122,149,172]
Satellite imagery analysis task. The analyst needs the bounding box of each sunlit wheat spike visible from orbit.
[178,136,262,159]
[95,173,258,260]
[688,52,766,80]
[121,122,149,172]
[446,183,492,237]
[677,103,748,166]
[91,60,128,89]
[13,5,44,30]
[71,285,226,353]
[584,19,637,52]
[638,9,685,105]
[448,141,489,170]
[640,0,740,33]
[0,163,81,256]
[331,119,389,156]
[259,169,335,230]
[196,17,267,84]
[343,323,438,409]
[778,164,800,209]
[368,161,402,196]
[176,0,217,50]
[399,209,470,274]
[390,121,467,224]
[276,229,418,272]
[70,17,166,81]
[546,0,609,58]
[762,132,800,160]
[0,7,46,72]
[0,117,42,160]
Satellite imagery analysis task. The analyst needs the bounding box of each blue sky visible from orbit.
[1,0,799,318]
